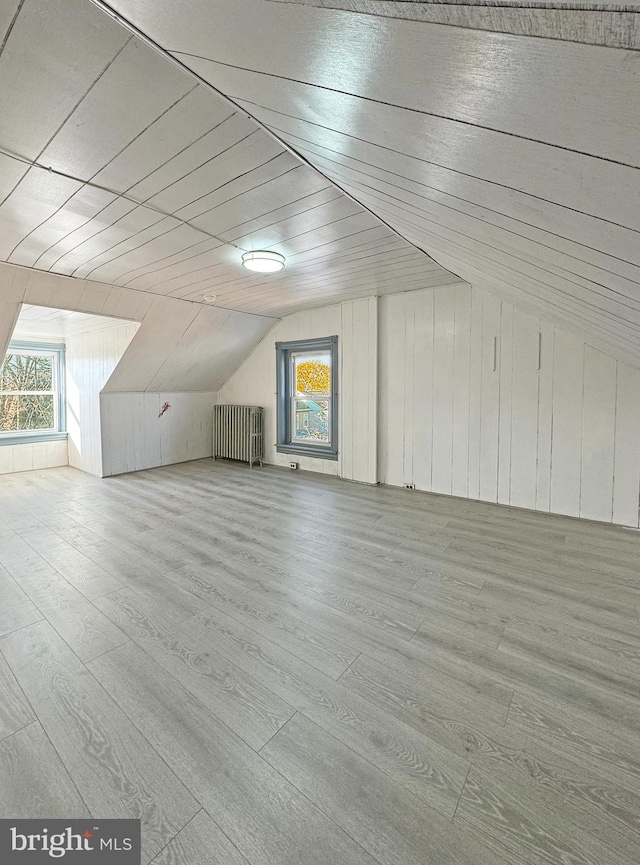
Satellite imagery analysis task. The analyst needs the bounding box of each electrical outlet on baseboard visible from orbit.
[403,483,416,490]
[290,462,299,470]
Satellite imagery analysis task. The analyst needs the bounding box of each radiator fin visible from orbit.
[213,405,264,467]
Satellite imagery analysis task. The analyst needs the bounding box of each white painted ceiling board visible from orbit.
[110,0,639,163]
[29,198,139,273]
[81,223,208,284]
[122,240,225,292]
[12,304,135,338]
[38,39,194,181]
[71,216,192,281]
[0,1,21,42]
[142,119,268,213]
[95,0,639,363]
[102,300,273,392]
[0,0,129,160]
[317,163,640,299]
[1,262,276,392]
[10,186,118,268]
[0,152,29,204]
[146,305,273,391]
[0,0,460,319]
[189,168,333,240]
[91,85,216,192]
[287,137,640,277]
[172,152,302,223]
[0,170,83,260]
[270,0,640,50]
[205,69,640,233]
[50,206,171,277]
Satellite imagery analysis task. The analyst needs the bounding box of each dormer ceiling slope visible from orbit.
[0,0,463,321]
[83,0,640,367]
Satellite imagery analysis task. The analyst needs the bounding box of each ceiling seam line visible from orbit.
[321,163,640,283]
[171,50,640,170]
[285,136,640,268]
[359,189,640,310]
[237,98,640,236]
[0,0,25,58]
[0,145,254,261]
[31,114,246,267]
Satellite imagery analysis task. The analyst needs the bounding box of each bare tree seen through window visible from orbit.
[0,353,55,432]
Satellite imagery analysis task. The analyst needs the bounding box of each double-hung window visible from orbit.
[0,341,66,444]
[276,336,338,460]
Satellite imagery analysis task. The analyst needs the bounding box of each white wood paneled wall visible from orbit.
[379,286,640,527]
[66,322,138,476]
[217,297,379,483]
[340,297,377,484]
[0,440,67,476]
[100,391,216,476]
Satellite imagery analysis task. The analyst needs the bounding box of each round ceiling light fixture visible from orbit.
[202,294,217,303]
[241,250,285,274]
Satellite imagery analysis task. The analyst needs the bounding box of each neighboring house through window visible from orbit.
[276,336,338,460]
[0,341,67,444]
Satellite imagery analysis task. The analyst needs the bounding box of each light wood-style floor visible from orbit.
[1,459,639,865]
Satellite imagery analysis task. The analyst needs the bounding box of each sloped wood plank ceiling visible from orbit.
[0,0,462,321]
[87,0,640,367]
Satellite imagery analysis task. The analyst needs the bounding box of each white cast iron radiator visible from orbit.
[213,404,264,467]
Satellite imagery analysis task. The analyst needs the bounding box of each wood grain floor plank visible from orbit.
[95,588,295,750]
[341,656,640,853]
[0,722,89,819]
[261,712,507,865]
[0,652,35,741]
[252,581,513,712]
[410,620,640,739]
[88,641,379,865]
[506,691,640,792]
[15,531,123,599]
[151,810,249,865]
[499,627,640,701]
[268,559,504,647]
[455,765,634,865]
[1,460,639,865]
[0,565,42,638]
[169,568,358,678]
[187,605,468,814]
[4,556,128,662]
[0,621,198,864]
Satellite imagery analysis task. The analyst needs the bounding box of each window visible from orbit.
[0,341,66,444]
[276,336,338,460]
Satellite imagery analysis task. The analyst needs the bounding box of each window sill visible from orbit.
[0,432,68,446]
[277,443,338,461]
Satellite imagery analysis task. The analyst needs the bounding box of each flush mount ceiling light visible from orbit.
[241,250,285,274]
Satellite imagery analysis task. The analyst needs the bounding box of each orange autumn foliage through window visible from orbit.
[296,360,330,394]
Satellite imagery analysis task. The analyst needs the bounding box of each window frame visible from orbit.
[276,335,338,460]
[0,340,67,445]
